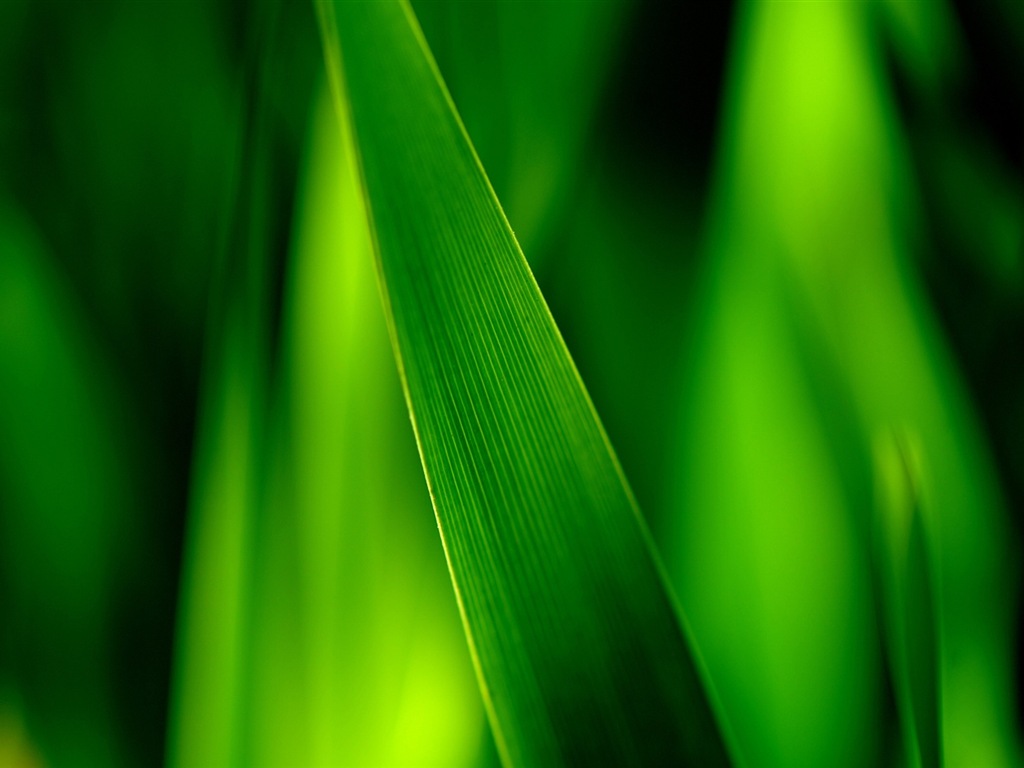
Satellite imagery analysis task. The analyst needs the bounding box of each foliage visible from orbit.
[1,0,1022,766]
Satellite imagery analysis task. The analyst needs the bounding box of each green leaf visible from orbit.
[668,2,1021,765]
[240,83,491,768]
[315,2,731,765]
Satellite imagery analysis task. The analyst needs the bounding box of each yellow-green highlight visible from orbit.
[246,82,488,767]
[170,78,490,767]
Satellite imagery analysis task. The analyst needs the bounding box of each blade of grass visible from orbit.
[671,1,1021,764]
[315,2,732,765]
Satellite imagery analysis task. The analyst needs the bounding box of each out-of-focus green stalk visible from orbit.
[881,0,1024,294]
[166,4,280,764]
[168,325,264,768]
[671,1,1021,764]
[0,203,138,767]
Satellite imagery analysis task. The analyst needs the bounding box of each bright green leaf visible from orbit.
[315,2,731,765]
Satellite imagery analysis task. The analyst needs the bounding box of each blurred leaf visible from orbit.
[412,0,628,256]
[873,433,941,768]
[879,0,962,98]
[168,313,263,768]
[0,203,139,767]
[669,247,881,767]
[920,130,1024,294]
[880,0,1024,294]
[315,1,731,765]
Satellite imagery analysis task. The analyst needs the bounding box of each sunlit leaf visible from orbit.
[315,2,731,764]
[240,84,491,768]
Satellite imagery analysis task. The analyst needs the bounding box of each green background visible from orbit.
[1,0,1022,765]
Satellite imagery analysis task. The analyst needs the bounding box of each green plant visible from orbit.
[1,0,1022,766]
